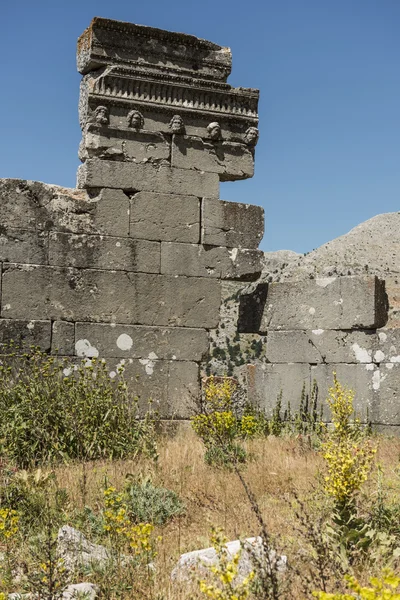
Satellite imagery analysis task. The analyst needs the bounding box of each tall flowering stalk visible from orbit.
[321,374,376,508]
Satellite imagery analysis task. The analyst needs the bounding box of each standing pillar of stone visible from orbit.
[76,17,265,417]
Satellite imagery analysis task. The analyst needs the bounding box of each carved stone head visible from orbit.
[169,114,185,134]
[207,121,222,141]
[94,105,109,126]
[127,110,144,130]
[244,126,259,147]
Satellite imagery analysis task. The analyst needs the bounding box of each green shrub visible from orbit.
[204,444,247,468]
[0,348,158,467]
[124,476,185,525]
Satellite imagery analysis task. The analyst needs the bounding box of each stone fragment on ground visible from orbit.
[8,582,98,600]
[171,536,287,582]
[57,525,128,570]
[62,582,99,600]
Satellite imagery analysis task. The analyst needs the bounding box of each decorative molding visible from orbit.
[91,74,258,120]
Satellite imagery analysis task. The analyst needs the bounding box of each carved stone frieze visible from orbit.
[77,17,259,180]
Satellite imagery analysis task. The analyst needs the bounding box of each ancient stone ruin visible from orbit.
[0,17,399,431]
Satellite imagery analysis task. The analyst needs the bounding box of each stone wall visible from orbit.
[1,17,399,431]
[209,214,400,433]
[0,18,264,418]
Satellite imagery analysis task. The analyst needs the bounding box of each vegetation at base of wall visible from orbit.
[0,351,399,599]
[0,345,158,467]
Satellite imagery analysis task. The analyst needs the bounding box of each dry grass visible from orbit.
[51,429,400,598]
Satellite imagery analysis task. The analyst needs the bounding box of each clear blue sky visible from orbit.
[1,1,399,253]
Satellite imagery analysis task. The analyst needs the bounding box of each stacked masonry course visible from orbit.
[210,217,400,434]
[0,18,264,418]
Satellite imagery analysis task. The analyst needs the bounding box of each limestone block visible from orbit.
[74,323,208,361]
[171,136,254,181]
[266,330,378,364]
[86,189,131,237]
[112,358,169,416]
[202,198,264,249]
[0,179,91,233]
[168,361,199,418]
[48,233,160,273]
[1,265,221,328]
[161,243,263,280]
[77,17,232,81]
[77,159,219,198]
[81,125,170,163]
[129,192,200,243]
[372,362,400,424]
[172,537,286,582]
[384,277,400,328]
[261,276,387,331]
[0,180,130,237]
[376,329,400,363]
[0,228,48,265]
[311,364,377,422]
[246,362,310,416]
[0,319,51,351]
[105,358,199,418]
[52,321,75,355]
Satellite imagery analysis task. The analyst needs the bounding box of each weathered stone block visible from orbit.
[168,361,199,418]
[376,329,400,364]
[52,321,75,355]
[81,125,170,163]
[74,323,208,361]
[311,364,377,422]
[202,198,264,249]
[77,159,220,198]
[87,188,130,237]
[246,362,310,415]
[77,17,232,81]
[0,319,51,351]
[266,329,378,364]
[171,136,253,181]
[102,358,199,418]
[374,362,400,424]
[129,192,200,243]
[48,233,160,273]
[161,243,263,280]
[1,265,221,328]
[261,276,387,331]
[0,229,48,265]
[114,358,169,416]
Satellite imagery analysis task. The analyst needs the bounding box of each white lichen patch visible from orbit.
[75,339,99,358]
[311,329,324,335]
[374,350,385,363]
[116,333,133,351]
[351,343,372,363]
[3,304,11,311]
[316,277,336,287]
[139,352,158,375]
[26,321,35,330]
[372,369,387,391]
[386,363,394,370]
[308,307,316,315]
[378,332,388,343]
[63,367,73,377]
[109,371,117,379]
[228,248,238,262]
[390,355,400,363]
[365,364,375,371]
